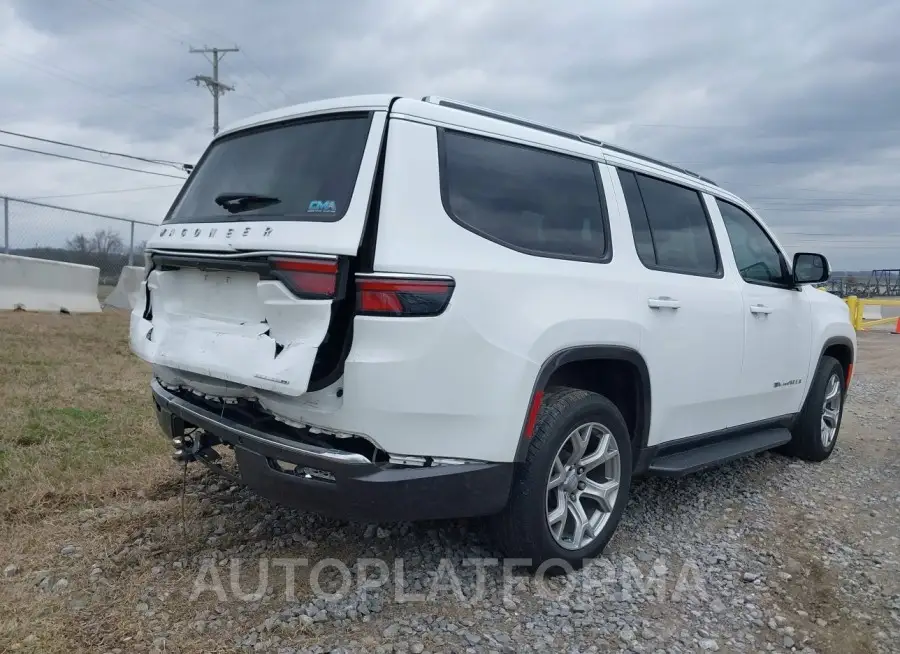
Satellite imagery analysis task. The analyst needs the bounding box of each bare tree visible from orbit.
[90,229,124,256]
[66,230,124,255]
[65,233,91,253]
[64,229,128,279]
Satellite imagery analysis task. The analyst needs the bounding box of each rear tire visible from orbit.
[783,355,845,462]
[492,388,632,571]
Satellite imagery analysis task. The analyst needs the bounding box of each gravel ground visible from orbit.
[3,332,899,653]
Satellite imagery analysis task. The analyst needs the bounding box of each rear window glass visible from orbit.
[439,130,609,261]
[165,113,373,224]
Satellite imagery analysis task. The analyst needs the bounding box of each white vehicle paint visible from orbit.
[131,94,856,565]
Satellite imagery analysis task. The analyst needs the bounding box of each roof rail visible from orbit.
[422,95,717,186]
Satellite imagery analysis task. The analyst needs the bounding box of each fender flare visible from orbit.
[514,345,652,462]
[796,335,855,417]
[817,334,856,386]
[818,335,855,365]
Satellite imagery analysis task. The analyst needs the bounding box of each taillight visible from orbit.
[270,257,340,299]
[356,276,454,317]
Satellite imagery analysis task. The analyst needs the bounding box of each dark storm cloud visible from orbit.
[2,0,899,267]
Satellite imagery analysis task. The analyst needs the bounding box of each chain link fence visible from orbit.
[1,195,159,285]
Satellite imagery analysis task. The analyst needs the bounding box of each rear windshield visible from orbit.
[164,112,373,224]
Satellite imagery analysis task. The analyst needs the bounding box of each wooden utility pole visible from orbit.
[189,46,239,135]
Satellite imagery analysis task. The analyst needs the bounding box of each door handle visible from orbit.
[750,304,773,314]
[648,296,681,309]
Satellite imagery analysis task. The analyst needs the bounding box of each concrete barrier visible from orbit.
[103,265,144,310]
[0,254,102,313]
[862,305,882,321]
[882,304,900,320]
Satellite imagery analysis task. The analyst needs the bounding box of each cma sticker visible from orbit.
[308,200,337,213]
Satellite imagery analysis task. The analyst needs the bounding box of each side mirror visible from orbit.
[793,252,830,285]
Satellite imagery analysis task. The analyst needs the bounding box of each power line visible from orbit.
[781,238,900,243]
[231,51,294,106]
[747,195,900,203]
[775,233,900,239]
[84,0,190,47]
[26,183,182,201]
[752,206,893,213]
[725,181,900,197]
[670,157,900,167]
[0,45,176,119]
[134,0,291,107]
[782,243,900,249]
[626,121,900,133]
[0,143,188,179]
[0,128,189,171]
[78,0,269,113]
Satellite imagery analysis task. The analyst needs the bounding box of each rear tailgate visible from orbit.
[131,97,394,397]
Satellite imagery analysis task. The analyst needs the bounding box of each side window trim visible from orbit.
[436,127,613,264]
[616,165,725,279]
[616,168,657,268]
[714,196,792,289]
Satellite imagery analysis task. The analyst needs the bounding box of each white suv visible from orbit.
[131,94,856,568]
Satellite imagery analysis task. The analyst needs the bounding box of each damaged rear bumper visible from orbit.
[150,379,513,522]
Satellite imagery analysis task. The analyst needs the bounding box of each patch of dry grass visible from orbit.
[0,311,168,521]
[0,311,182,652]
[0,312,342,653]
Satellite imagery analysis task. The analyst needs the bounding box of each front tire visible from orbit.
[784,355,846,462]
[492,388,633,571]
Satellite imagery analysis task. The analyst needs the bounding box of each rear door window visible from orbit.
[165,113,374,224]
[439,130,610,261]
[617,169,720,276]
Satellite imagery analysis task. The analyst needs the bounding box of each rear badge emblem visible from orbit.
[254,374,290,385]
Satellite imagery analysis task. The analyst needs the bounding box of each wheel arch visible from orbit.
[819,335,855,386]
[515,345,652,463]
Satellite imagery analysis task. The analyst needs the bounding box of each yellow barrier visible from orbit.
[844,295,900,331]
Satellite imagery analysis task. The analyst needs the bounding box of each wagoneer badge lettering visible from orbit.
[154,226,269,241]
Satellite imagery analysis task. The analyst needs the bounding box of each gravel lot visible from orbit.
[2,316,898,653]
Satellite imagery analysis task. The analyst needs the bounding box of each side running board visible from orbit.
[647,428,792,477]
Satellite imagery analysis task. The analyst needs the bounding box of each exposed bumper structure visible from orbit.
[150,379,514,522]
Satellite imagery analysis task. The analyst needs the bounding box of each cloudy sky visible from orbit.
[1,0,898,269]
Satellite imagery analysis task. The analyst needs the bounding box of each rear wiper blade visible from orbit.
[214,192,281,214]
